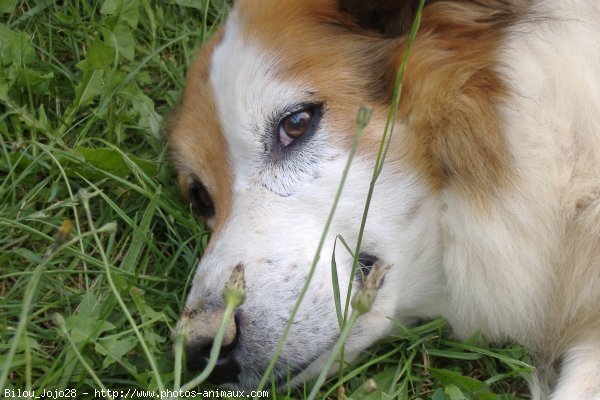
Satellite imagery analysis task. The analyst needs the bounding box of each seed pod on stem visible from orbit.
[351,261,389,316]
[223,262,246,308]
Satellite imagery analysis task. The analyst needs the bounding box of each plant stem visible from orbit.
[306,312,360,400]
[79,189,165,393]
[253,107,372,397]
[55,314,114,400]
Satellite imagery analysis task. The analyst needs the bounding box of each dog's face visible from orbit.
[168,0,512,389]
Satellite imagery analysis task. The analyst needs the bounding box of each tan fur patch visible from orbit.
[397,1,521,202]
[166,29,233,231]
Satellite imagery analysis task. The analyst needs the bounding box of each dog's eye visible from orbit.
[356,253,380,283]
[188,180,215,219]
[279,109,313,146]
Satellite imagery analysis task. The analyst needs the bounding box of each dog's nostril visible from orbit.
[356,252,380,283]
[185,340,241,384]
[185,314,241,384]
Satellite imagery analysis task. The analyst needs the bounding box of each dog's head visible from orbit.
[167,0,516,389]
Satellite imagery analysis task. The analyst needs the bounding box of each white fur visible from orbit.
[438,2,600,397]
[552,341,600,400]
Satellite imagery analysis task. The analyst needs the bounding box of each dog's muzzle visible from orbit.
[179,306,242,384]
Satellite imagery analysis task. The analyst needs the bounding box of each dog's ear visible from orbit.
[337,0,430,37]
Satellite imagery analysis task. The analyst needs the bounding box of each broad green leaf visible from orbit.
[74,69,104,107]
[77,293,101,318]
[431,368,497,399]
[19,69,54,94]
[111,271,130,294]
[65,316,115,344]
[37,104,49,132]
[101,0,141,28]
[106,23,135,61]
[432,368,489,392]
[78,146,128,176]
[76,146,158,178]
[349,368,397,400]
[82,39,115,72]
[130,288,164,323]
[95,335,138,368]
[144,331,166,348]
[0,24,35,67]
[130,93,162,137]
[432,388,450,400]
[0,0,16,14]
[445,385,468,400]
[100,0,120,14]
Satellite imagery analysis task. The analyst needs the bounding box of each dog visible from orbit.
[166,0,600,398]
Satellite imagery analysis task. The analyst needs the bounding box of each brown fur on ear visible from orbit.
[387,1,524,202]
[332,0,524,201]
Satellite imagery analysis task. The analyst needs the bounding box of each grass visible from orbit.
[1,1,532,399]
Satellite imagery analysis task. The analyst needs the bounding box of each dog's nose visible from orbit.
[183,310,241,384]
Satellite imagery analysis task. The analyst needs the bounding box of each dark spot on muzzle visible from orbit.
[185,314,241,384]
